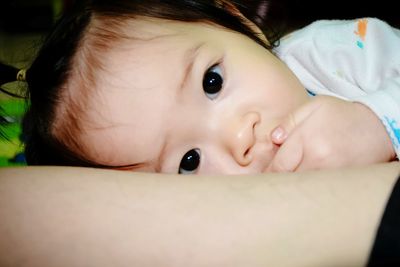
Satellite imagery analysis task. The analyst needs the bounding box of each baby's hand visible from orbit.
[267,96,396,172]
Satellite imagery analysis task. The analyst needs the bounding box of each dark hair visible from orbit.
[5,0,283,167]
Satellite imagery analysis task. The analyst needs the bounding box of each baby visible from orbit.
[2,0,399,174]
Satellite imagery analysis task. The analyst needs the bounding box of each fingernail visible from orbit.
[272,127,287,142]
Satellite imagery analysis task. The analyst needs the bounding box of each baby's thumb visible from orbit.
[267,134,304,172]
[271,126,288,145]
[271,113,297,145]
[271,100,320,145]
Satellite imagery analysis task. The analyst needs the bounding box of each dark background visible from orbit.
[0,0,398,33]
[0,0,74,33]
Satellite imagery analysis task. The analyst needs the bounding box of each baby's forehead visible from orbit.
[87,20,209,105]
[116,17,206,42]
[95,19,216,76]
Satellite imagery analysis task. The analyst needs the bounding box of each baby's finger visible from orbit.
[270,126,287,145]
[267,135,304,172]
[271,99,322,145]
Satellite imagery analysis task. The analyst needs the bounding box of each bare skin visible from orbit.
[1,163,399,266]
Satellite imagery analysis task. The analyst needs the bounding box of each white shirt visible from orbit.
[275,18,400,158]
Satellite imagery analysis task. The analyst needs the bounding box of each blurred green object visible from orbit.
[0,98,26,167]
[0,0,67,167]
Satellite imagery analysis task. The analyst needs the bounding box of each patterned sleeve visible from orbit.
[351,18,400,158]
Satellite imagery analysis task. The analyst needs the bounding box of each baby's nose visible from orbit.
[222,112,260,166]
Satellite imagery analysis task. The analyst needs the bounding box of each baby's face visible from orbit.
[79,18,309,174]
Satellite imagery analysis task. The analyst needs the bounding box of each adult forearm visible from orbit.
[0,163,399,267]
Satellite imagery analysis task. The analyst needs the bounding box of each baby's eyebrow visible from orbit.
[179,42,206,93]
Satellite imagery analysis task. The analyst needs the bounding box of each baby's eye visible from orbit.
[203,64,223,100]
[179,149,201,174]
